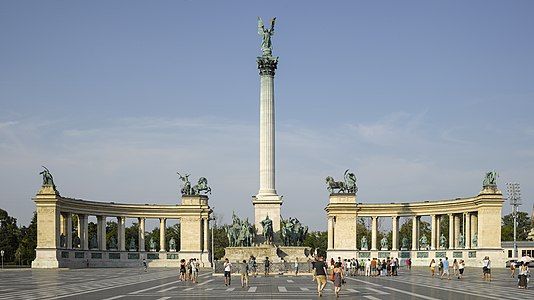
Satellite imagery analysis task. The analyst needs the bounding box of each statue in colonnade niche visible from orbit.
[149,237,156,251]
[419,235,428,249]
[360,236,368,250]
[60,233,66,248]
[439,234,447,249]
[458,234,465,248]
[472,233,478,247]
[109,236,117,249]
[169,237,176,251]
[401,237,409,249]
[129,238,136,251]
[380,236,388,250]
[90,235,98,249]
[73,234,80,248]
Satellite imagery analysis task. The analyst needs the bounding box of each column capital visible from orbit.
[257,55,278,76]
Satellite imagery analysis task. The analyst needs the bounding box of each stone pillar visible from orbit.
[118,216,126,251]
[97,216,106,251]
[203,218,209,252]
[327,217,334,250]
[448,214,454,249]
[391,216,398,251]
[431,214,437,250]
[31,186,61,268]
[79,214,89,250]
[371,216,378,251]
[159,218,166,252]
[60,213,67,246]
[411,216,418,250]
[138,217,145,252]
[465,213,471,249]
[454,214,461,249]
[471,213,478,248]
[436,215,441,248]
[66,213,72,249]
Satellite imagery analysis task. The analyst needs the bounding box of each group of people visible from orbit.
[179,258,200,283]
[429,257,465,279]
[510,259,530,289]
[223,256,265,288]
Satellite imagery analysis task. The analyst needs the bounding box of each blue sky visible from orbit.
[1,1,533,230]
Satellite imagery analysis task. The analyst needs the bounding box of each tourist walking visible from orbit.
[179,259,186,281]
[142,258,147,272]
[333,262,344,298]
[440,257,450,280]
[240,259,249,288]
[482,256,492,281]
[224,258,232,286]
[248,256,257,278]
[518,261,529,289]
[365,259,371,276]
[294,258,299,276]
[458,259,465,279]
[510,260,517,278]
[314,255,328,297]
[429,259,436,277]
[191,258,199,283]
[438,259,443,277]
[264,257,270,276]
[452,259,459,277]
[406,258,412,270]
[311,256,317,282]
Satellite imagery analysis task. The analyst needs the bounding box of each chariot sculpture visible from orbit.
[326,169,358,194]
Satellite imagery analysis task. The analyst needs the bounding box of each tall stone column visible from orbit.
[327,217,334,250]
[118,217,126,251]
[391,216,398,251]
[371,217,378,251]
[253,53,283,235]
[78,214,89,250]
[411,216,418,250]
[436,215,441,248]
[66,213,72,249]
[448,214,454,249]
[431,214,436,250]
[465,213,471,249]
[454,214,461,249]
[138,217,145,252]
[159,218,166,252]
[60,213,67,247]
[471,213,478,247]
[203,218,209,253]
[97,216,107,251]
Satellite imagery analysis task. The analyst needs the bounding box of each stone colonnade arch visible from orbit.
[31,185,211,268]
[326,185,505,267]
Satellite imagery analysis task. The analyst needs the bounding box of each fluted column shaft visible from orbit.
[391,216,398,250]
[118,216,126,251]
[66,213,72,249]
[454,214,461,248]
[412,216,418,250]
[97,216,107,251]
[259,74,276,196]
[431,214,437,250]
[371,217,378,251]
[448,214,454,249]
[159,218,166,252]
[138,217,145,252]
[203,218,209,252]
[465,213,471,249]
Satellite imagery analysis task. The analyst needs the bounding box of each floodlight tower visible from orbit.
[507,182,521,258]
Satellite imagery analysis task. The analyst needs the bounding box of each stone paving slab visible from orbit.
[0,267,532,299]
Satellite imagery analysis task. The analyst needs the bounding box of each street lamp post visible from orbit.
[507,182,522,259]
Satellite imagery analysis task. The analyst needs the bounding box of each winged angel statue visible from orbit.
[258,17,276,56]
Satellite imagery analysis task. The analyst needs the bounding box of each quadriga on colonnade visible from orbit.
[325,171,506,267]
[32,167,212,269]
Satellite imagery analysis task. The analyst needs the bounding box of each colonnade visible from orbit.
[32,185,211,268]
[325,186,505,267]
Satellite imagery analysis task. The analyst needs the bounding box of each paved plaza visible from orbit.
[1,267,533,300]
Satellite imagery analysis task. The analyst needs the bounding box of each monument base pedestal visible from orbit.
[252,195,283,240]
[223,245,311,263]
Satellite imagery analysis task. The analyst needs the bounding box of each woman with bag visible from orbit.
[518,261,529,289]
[333,262,344,298]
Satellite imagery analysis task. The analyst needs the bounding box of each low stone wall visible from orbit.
[214,260,313,274]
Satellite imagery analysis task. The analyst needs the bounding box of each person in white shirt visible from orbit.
[482,256,491,281]
[365,259,371,276]
[224,258,232,286]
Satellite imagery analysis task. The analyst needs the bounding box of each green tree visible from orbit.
[106,221,118,248]
[15,212,37,265]
[502,211,532,241]
[0,208,20,262]
[303,231,327,257]
[88,222,97,247]
[213,225,228,260]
